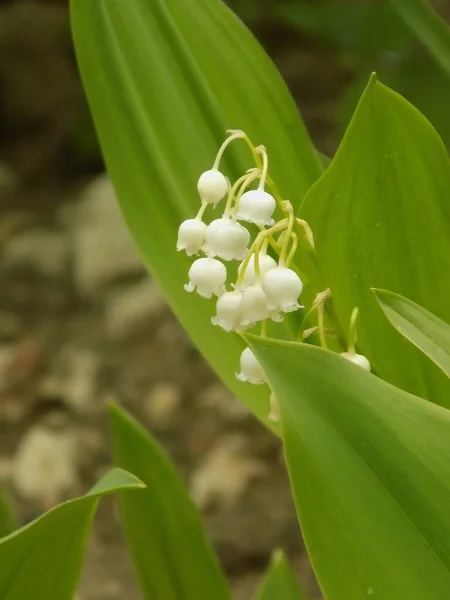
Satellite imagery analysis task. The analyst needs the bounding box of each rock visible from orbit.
[1,229,69,277]
[199,383,250,421]
[69,175,144,296]
[190,435,267,511]
[39,347,101,413]
[144,381,182,428]
[0,344,14,392]
[13,425,79,508]
[0,456,13,481]
[105,279,167,340]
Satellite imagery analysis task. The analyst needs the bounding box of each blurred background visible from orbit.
[0,1,449,598]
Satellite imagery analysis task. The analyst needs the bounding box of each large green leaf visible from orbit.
[388,0,450,78]
[70,0,323,425]
[109,404,229,600]
[300,75,450,406]
[249,335,450,600]
[0,469,143,600]
[255,550,308,600]
[374,288,450,378]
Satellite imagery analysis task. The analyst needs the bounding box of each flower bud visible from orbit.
[211,291,242,332]
[202,218,250,261]
[262,267,303,313]
[236,347,266,385]
[236,189,276,226]
[176,219,207,256]
[240,283,269,326]
[184,256,227,299]
[340,352,371,372]
[238,252,277,289]
[197,169,228,205]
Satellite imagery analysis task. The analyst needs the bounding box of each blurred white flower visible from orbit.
[340,352,371,372]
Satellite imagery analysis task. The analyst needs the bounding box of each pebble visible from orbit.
[144,381,182,427]
[105,279,166,340]
[199,383,250,421]
[13,425,79,508]
[69,175,144,296]
[1,229,69,277]
[190,435,267,510]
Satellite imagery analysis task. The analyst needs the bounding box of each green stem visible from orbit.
[195,201,208,220]
[347,307,359,355]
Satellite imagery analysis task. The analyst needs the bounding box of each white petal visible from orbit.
[235,347,266,385]
[236,190,276,226]
[197,170,228,205]
[341,352,371,372]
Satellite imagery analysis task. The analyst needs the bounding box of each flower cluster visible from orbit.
[177,131,370,423]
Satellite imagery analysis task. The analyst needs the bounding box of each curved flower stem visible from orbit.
[279,201,295,266]
[317,303,327,349]
[256,146,269,191]
[285,232,298,267]
[195,201,208,220]
[236,221,288,287]
[260,319,267,338]
[224,170,260,218]
[213,130,250,170]
[347,307,359,355]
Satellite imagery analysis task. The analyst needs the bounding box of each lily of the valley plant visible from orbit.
[1,0,450,599]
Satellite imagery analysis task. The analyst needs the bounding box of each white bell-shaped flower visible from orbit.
[211,291,242,332]
[176,219,207,256]
[262,267,303,313]
[236,347,266,385]
[341,352,371,372]
[197,169,228,205]
[184,256,227,299]
[240,283,269,326]
[236,189,276,226]
[202,217,250,261]
[238,252,277,288]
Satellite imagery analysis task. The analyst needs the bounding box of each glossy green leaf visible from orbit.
[388,0,450,77]
[300,75,450,406]
[0,488,15,538]
[109,403,229,600]
[374,288,450,378]
[255,550,308,600]
[249,335,450,600]
[70,0,323,426]
[0,469,143,600]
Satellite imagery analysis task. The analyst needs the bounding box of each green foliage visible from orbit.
[280,0,410,56]
[9,2,442,600]
[300,74,450,406]
[109,404,229,600]
[0,469,143,600]
[255,550,308,600]
[70,0,323,428]
[375,289,450,378]
[388,0,450,77]
[250,336,450,600]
